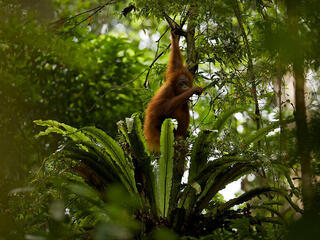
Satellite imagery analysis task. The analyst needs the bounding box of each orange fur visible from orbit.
[144,32,195,152]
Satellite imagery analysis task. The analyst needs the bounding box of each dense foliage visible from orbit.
[1,0,320,239]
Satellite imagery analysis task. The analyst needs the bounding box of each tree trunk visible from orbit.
[286,0,314,213]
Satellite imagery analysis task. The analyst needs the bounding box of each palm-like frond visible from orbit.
[34,120,137,194]
[158,119,174,217]
[81,126,137,194]
[118,116,158,217]
[217,187,279,213]
[189,130,214,182]
[196,163,255,212]
[34,111,299,236]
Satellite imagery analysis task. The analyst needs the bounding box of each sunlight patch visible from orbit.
[219,178,244,201]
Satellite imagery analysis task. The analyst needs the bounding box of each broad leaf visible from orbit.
[158,119,174,217]
[189,130,214,182]
[123,116,158,217]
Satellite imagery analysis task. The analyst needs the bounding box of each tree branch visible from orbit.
[233,0,261,146]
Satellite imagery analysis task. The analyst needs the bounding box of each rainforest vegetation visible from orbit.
[1,0,320,239]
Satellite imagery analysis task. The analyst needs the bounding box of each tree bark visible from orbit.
[276,61,287,161]
[286,0,314,213]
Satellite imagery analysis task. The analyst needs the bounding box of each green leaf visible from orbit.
[158,119,174,217]
[181,156,252,216]
[34,119,91,151]
[217,187,279,213]
[193,156,251,186]
[212,106,248,136]
[196,163,255,211]
[191,182,201,195]
[34,120,85,140]
[243,119,294,147]
[60,147,117,185]
[124,115,158,217]
[34,120,137,194]
[189,130,214,182]
[182,130,214,217]
[81,126,138,194]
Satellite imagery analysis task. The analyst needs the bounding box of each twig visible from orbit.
[156,27,170,44]
[50,5,102,26]
[68,5,104,32]
[144,44,171,88]
[144,11,189,88]
[233,0,261,145]
[144,20,173,88]
[65,195,80,208]
[54,0,121,32]
[162,11,187,36]
[180,9,190,28]
[191,91,223,135]
[87,68,148,112]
